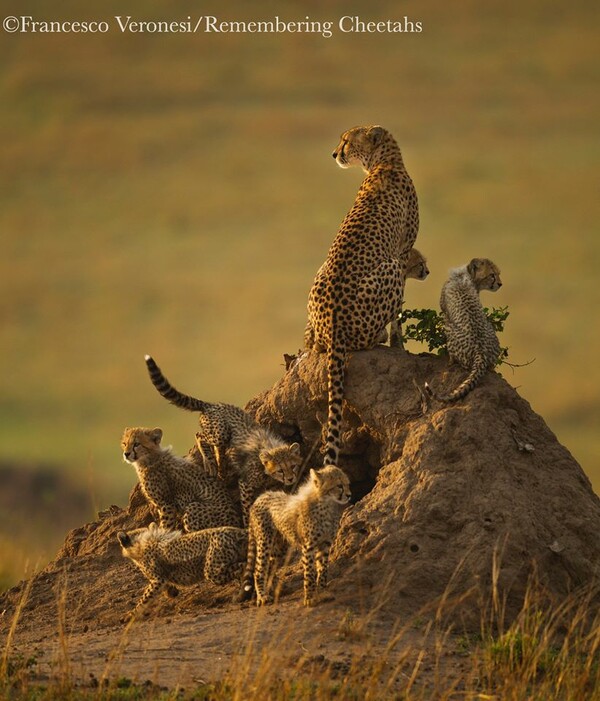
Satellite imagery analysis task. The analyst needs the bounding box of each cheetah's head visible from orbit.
[121,427,163,464]
[467,258,502,292]
[259,442,302,486]
[310,466,351,505]
[405,248,430,281]
[332,125,391,171]
[118,523,181,561]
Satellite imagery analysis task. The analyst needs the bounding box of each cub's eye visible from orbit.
[133,442,140,449]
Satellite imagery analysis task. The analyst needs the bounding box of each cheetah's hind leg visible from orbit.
[204,540,243,587]
[355,259,405,347]
[195,433,219,477]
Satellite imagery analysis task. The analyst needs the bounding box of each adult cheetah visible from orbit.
[306,125,419,465]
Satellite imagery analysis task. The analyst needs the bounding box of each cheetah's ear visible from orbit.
[467,259,480,277]
[290,442,300,454]
[150,428,163,444]
[367,125,385,146]
[117,531,131,548]
[310,468,322,485]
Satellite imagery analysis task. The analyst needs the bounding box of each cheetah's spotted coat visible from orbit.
[145,356,302,525]
[426,258,502,402]
[305,125,419,466]
[121,426,241,531]
[118,523,247,619]
[242,465,351,607]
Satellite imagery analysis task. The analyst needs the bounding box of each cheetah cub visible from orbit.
[118,523,247,620]
[121,427,242,531]
[242,466,351,607]
[425,258,502,403]
[389,247,430,347]
[145,355,302,526]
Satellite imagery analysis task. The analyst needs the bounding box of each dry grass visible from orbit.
[1,574,598,699]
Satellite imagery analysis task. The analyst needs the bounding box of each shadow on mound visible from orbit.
[1,347,599,633]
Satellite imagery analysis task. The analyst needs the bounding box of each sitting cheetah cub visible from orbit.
[118,523,247,620]
[145,355,302,525]
[242,466,351,607]
[425,257,502,403]
[121,427,242,531]
[389,247,430,347]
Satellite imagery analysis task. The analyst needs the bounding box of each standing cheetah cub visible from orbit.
[145,355,302,525]
[242,466,351,607]
[306,125,419,467]
[121,427,242,531]
[425,258,502,403]
[118,523,247,620]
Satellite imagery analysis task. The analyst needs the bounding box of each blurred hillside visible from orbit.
[1,0,598,584]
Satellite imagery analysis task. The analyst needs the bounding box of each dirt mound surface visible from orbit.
[249,348,600,622]
[1,347,599,684]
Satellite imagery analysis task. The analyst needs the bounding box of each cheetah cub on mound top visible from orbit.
[118,522,247,620]
[425,258,502,403]
[389,247,430,347]
[145,355,302,525]
[242,466,351,607]
[121,427,241,531]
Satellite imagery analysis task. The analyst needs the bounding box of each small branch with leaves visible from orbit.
[400,306,513,367]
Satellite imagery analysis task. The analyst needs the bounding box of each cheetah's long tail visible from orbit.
[324,337,346,467]
[144,355,209,413]
[237,528,257,602]
[424,352,488,404]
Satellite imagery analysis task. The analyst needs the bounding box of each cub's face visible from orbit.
[468,258,502,292]
[311,466,351,505]
[260,442,302,486]
[406,248,429,281]
[121,427,163,464]
[332,125,388,171]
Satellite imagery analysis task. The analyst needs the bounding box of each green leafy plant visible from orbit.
[400,306,510,365]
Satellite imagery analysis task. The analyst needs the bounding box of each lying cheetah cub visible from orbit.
[425,258,502,403]
[121,427,241,531]
[145,355,302,525]
[118,522,247,620]
[242,466,351,607]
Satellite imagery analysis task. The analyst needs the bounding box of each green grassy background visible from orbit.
[1,0,599,583]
